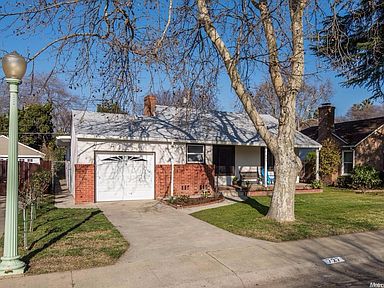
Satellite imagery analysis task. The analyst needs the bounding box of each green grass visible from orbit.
[191,187,384,242]
[0,197,129,275]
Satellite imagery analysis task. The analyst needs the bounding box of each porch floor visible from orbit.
[219,183,322,197]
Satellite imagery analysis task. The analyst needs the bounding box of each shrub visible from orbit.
[18,168,51,249]
[302,151,316,182]
[305,151,316,162]
[351,165,382,189]
[336,175,352,188]
[200,190,211,198]
[319,139,341,181]
[311,179,322,189]
[177,195,190,203]
[168,195,190,204]
[168,196,176,204]
[31,169,51,194]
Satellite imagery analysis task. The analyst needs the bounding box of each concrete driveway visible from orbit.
[0,199,384,287]
[97,200,265,263]
[82,200,384,287]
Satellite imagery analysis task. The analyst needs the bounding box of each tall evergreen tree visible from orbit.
[315,0,384,99]
[0,102,54,151]
[19,102,54,150]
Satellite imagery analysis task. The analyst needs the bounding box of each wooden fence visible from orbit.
[0,160,51,196]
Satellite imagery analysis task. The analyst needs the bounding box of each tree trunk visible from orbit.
[197,0,306,222]
[267,142,300,222]
[23,208,28,250]
[266,89,303,222]
[29,204,34,232]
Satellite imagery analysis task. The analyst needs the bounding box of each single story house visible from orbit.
[66,95,321,204]
[301,103,384,180]
[0,135,45,164]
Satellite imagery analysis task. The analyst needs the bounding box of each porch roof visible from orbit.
[72,106,321,148]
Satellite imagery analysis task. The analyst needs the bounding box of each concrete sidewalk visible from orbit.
[0,199,383,287]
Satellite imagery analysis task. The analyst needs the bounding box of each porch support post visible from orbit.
[315,148,320,181]
[264,147,268,187]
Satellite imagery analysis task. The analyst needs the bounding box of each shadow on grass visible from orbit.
[33,198,57,221]
[32,216,69,232]
[21,210,101,271]
[27,227,60,251]
[226,197,269,216]
[34,206,56,220]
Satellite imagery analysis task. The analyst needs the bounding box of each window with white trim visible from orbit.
[187,144,204,163]
[342,150,354,175]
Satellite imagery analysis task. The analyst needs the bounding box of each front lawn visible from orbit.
[0,198,128,274]
[191,187,384,242]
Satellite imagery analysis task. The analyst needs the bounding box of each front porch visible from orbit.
[219,183,323,198]
[213,145,320,188]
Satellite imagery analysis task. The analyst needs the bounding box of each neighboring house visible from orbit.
[0,135,45,164]
[65,95,321,204]
[301,103,384,181]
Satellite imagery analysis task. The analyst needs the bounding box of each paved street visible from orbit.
[0,197,383,287]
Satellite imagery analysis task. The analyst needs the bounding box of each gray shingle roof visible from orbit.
[301,116,384,146]
[73,106,321,148]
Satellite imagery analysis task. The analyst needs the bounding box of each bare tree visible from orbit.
[340,100,384,121]
[0,0,329,222]
[0,1,174,112]
[155,89,217,110]
[250,79,332,129]
[1,74,81,132]
[193,0,309,221]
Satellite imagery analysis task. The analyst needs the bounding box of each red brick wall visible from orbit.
[318,104,335,142]
[73,162,215,203]
[355,125,384,172]
[75,164,95,204]
[155,164,215,198]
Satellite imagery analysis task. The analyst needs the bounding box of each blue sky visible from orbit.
[0,2,378,117]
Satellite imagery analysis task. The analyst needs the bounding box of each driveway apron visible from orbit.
[96,200,265,263]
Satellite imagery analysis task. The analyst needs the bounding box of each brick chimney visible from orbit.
[144,95,157,116]
[318,103,335,142]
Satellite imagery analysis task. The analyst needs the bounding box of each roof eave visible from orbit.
[56,135,71,147]
[76,134,321,148]
[0,135,46,157]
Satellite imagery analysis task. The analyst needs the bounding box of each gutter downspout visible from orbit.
[170,141,175,197]
[171,158,174,197]
[315,148,320,181]
[264,147,268,187]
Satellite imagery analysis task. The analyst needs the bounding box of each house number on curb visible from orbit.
[322,256,345,265]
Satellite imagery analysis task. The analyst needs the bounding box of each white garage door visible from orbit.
[95,152,155,201]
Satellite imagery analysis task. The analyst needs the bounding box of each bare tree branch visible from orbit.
[251,0,285,97]
[197,0,277,150]
[156,0,173,48]
[0,0,80,17]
